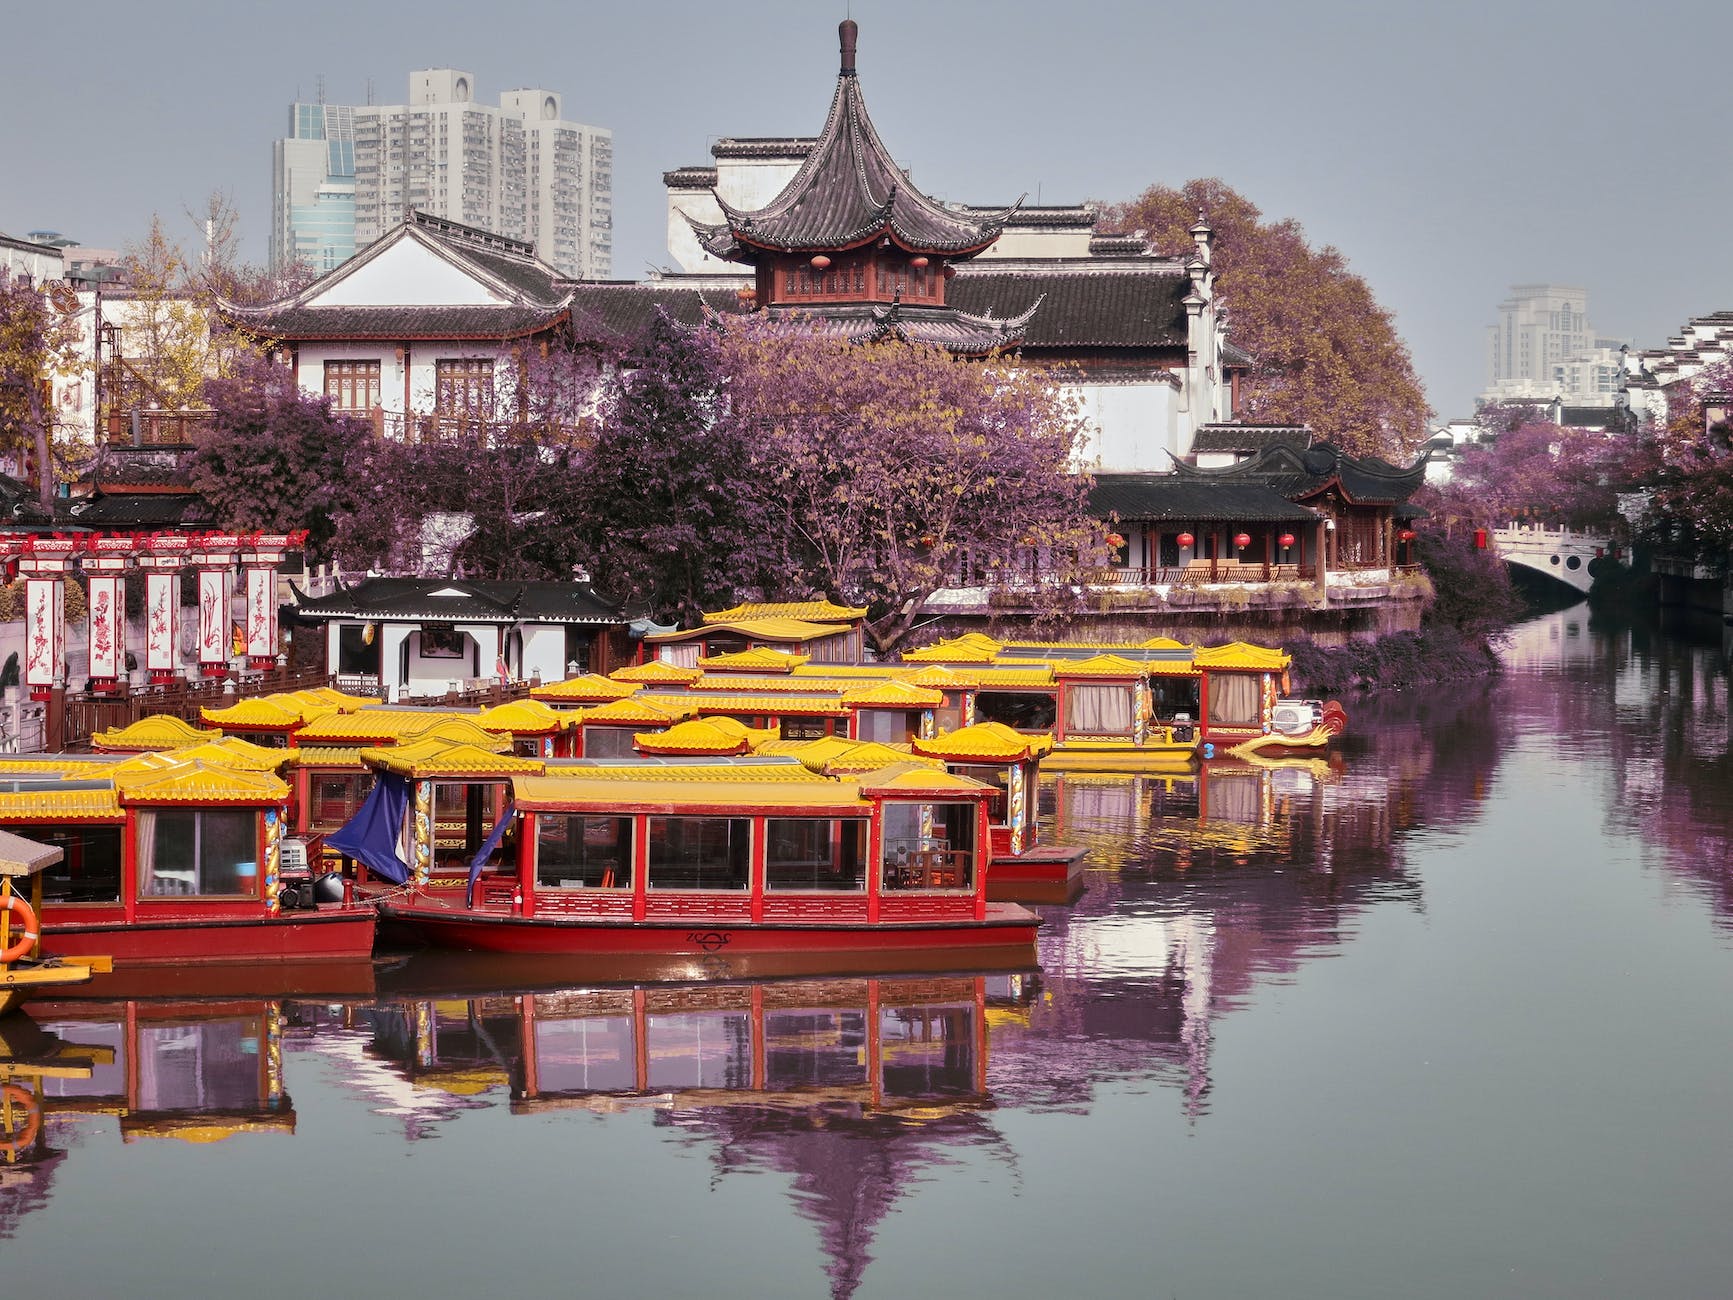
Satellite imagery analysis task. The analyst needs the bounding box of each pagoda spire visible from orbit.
[840,18,858,76]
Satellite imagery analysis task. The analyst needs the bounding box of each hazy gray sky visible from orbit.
[6,0,1728,419]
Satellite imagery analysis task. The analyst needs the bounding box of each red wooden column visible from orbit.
[137,533,191,683]
[80,533,135,693]
[186,533,242,678]
[238,530,306,669]
[17,535,75,700]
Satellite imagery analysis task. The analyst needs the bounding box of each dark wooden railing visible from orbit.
[103,409,216,447]
[62,665,337,750]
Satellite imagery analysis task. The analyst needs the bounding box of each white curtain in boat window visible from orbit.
[134,810,157,894]
[1066,685,1134,735]
[1208,674,1261,727]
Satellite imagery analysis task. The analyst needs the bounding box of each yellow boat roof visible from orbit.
[530,674,640,703]
[1049,653,1152,679]
[646,617,853,644]
[512,772,865,813]
[854,764,993,798]
[901,633,1003,664]
[114,760,289,805]
[913,722,1053,763]
[295,709,472,745]
[634,717,776,755]
[542,760,829,784]
[579,697,696,726]
[690,673,856,694]
[200,697,325,729]
[701,600,866,625]
[134,737,291,773]
[283,746,371,769]
[0,787,123,823]
[641,692,850,717]
[610,660,703,684]
[1195,642,1290,671]
[697,647,810,671]
[361,739,545,778]
[473,699,573,735]
[842,679,944,708]
[92,715,222,751]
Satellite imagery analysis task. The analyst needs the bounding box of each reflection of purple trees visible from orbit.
[1502,610,1733,922]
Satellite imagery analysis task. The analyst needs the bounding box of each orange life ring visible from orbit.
[0,1081,42,1155]
[0,894,39,963]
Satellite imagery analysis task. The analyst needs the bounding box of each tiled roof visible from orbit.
[1088,475,1320,523]
[578,697,695,726]
[947,262,1189,350]
[566,282,750,341]
[697,647,810,671]
[633,717,773,756]
[641,691,851,717]
[901,632,1004,664]
[757,301,1036,355]
[511,771,860,813]
[841,679,943,708]
[694,26,1009,260]
[0,788,124,824]
[710,138,815,159]
[201,698,326,729]
[92,715,221,751]
[703,600,865,625]
[912,722,1052,763]
[610,660,703,685]
[114,761,289,805]
[646,617,852,645]
[1191,423,1312,453]
[227,304,569,342]
[690,674,856,694]
[854,763,992,798]
[473,699,573,735]
[531,674,641,704]
[1167,442,1428,506]
[294,577,622,626]
[361,739,544,779]
[63,492,215,528]
[1049,653,1152,679]
[1194,642,1291,671]
[662,166,719,190]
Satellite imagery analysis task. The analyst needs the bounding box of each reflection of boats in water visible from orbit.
[351,971,1030,1298]
[1,996,295,1238]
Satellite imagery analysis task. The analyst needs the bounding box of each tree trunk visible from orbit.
[28,385,52,508]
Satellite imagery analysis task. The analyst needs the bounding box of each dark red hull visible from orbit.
[377,898,1039,982]
[41,907,377,968]
[988,844,1088,904]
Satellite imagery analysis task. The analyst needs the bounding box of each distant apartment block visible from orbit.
[1482,283,1625,407]
[272,101,358,275]
[272,72,612,281]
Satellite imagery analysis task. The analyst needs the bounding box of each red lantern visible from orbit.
[1399,529,1416,542]
[1234,532,1252,549]
[736,285,756,302]
[810,255,832,270]
[911,256,929,269]
[1278,532,1296,548]
[942,265,956,281]
[1176,532,1195,548]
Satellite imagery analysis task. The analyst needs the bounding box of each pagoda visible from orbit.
[689,20,1038,355]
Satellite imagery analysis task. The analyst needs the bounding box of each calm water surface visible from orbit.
[6,607,1733,1299]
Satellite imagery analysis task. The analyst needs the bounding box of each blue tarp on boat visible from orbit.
[466,800,515,906]
[326,773,412,885]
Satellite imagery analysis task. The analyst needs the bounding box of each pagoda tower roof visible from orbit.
[692,21,1017,263]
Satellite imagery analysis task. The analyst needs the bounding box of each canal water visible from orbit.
[5,606,1732,1299]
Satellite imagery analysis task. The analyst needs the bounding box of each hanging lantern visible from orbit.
[942,265,957,281]
[811,254,832,270]
[1278,532,1296,548]
[736,285,756,303]
[910,256,929,269]
[1400,529,1417,542]
[1176,532,1195,549]
[1234,532,1252,549]
[361,622,376,646]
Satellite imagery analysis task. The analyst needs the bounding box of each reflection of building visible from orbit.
[354,976,1000,1298]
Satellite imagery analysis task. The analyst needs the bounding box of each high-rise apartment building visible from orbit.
[350,71,610,279]
[273,72,612,280]
[1482,283,1625,407]
[271,102,357,275]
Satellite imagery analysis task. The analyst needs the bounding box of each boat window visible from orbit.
[857,709,917,744]
[1149,676,1201,719]
[647,817,751,891]
[1206,673,1262,727]
[950,766,1008,822]
[881,1004,979,1098]
[434,782,498,855]
[645,1010,752,1089]
[765,818,868,891]
[312,773,374,832]
[879,801,976,891]
[764,1009,868,1090]
[582,726,639,760]
[780,717,832,741]
[31,826,123,904]
[137,809,260,897]
[974,691,1057,731]
[1064,684,1135,736]
[537,815,633,890]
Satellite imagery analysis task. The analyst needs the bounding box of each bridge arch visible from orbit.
[1489,524,1613,595]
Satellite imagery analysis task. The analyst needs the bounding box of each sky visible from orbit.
[5,0,1730,420]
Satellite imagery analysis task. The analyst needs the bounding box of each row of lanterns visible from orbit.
[1173,532,1298,550]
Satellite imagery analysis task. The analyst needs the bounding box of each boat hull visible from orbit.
[42,906,376,965]
[377,899,1039,983]
[987,844,1088,904]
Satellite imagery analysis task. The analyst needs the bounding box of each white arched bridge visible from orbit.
[1490,524,1615,594]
